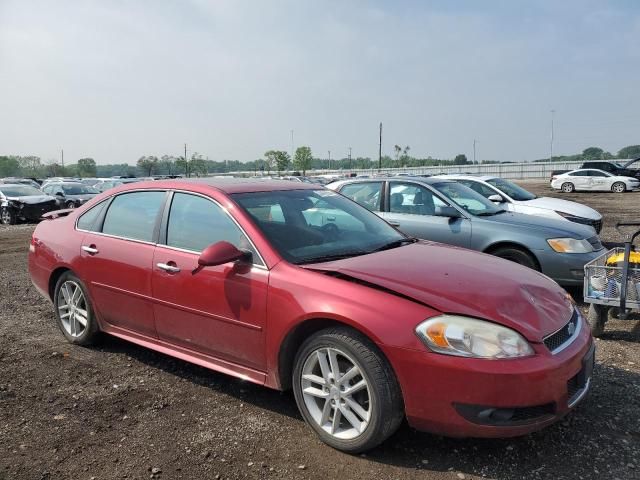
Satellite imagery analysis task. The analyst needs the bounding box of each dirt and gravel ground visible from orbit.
[0,180,639,480]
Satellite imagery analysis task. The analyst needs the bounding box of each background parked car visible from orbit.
[41,182,99,209]
[551,169,640,193]
[439,175,603,233]
[0,184,58,224]
[551,158,640,179]
[93,178,143,192]
[0,177,42,189]
[329,177,604,286]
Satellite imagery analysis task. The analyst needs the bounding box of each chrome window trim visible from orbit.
[76,187,268,268]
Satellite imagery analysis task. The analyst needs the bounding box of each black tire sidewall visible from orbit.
[492,247,538,270]
[292,329,400,453]
[53,271,99,345]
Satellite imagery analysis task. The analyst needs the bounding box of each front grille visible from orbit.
[568,216,603,234]
[544,310,581,354]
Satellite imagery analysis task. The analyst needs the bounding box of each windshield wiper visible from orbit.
[370,237,418,253]
[297,250,370,264]
[476,210,506,216]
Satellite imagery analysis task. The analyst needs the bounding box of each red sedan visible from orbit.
[28,178,594,452]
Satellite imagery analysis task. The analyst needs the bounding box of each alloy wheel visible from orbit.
[57,281,88,337]
[300,347,372,440]
[612,182,625,193]
[1,208,9,224]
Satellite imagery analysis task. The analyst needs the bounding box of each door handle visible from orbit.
[388,221,400,227]
[157,262,181,273]
[82,245,99,254]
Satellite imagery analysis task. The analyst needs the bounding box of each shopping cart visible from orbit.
[584,222,640,336]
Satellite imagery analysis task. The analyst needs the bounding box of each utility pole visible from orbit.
[290,130,294,160]
[61,149,64,168]
[184,143,188,177]
[378,122,382,170]
[473,139,477,164]
[328,150,331,170]
[550,110,555,162]
[348,147,352,170]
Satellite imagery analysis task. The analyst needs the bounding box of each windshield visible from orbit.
[232,189,407,264]
[0,185,44,197]
[485,178,537,201]
[62,184,98,194]
[432,182,505,216]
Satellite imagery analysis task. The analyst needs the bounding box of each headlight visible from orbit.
[547,238,593,253]
[415,315,534,359]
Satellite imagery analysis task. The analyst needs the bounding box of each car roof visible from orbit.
[434,174,496,181]
[118,177,319,194]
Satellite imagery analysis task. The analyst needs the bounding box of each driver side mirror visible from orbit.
[192,241,251,275]
[434,206,460,218]
[487,194,503,203]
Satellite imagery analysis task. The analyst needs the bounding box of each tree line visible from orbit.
[2,144,639,179]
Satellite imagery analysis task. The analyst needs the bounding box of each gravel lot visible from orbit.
[1,180,639,480]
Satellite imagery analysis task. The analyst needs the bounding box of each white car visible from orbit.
[551,169,640,194]
[437,174,603,233]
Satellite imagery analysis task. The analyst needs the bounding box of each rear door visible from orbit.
[151,191,269,370]
[76,190,166,338]
[568,171,590,190]
[382,181,472,248]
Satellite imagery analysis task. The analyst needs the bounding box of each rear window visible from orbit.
[77,201,108,232]
[102,191,165,242]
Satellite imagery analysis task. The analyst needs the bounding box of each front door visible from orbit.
[382,181,472,248]
[151,192,269,371]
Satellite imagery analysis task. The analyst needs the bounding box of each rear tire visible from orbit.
[65,201,76,209]
[587,304,606,337]
[53,271,100,345]
[292,327,403,453]
[611,182,626,193]
[490,246,539,271]
[0,207,16,225]
[561,182,575,193]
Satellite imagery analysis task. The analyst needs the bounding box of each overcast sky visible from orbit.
[1,0,639,165]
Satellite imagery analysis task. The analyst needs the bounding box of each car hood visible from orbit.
[6,195,56,204]
[478,211,597,238]
[516,196,601,220]
[304,241,574,342]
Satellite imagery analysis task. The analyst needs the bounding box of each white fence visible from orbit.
[307,160,586,180]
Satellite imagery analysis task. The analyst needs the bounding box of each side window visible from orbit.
[166,193,262,264]
[569,171,586,176]
[339,182,382,211]
[77,201,107,231]
[389,182,444,215]
[42,185,51,194]
[102,191,165,242]
[458,180,497,199]
[588,170,605,177]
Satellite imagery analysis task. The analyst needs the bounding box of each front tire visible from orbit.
[611,182,626,193]
[65,201,76,209]
[292,327,403,453]
[1,207,16,225]
[53,271,100,345]
[561,182,575,193]
[490,246,539,271]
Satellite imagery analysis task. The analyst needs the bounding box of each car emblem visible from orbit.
[567,322,576,335]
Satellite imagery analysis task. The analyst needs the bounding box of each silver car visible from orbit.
[328,177,604,286]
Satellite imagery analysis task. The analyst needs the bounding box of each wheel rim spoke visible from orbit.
[344,379,367,396]
[331,408,342,434]
[319,399,332,426]
[328,349,340,381]
[302,386,329,399]
[316,350,331,383]
[339,366,359,385]
[302,373,326,386]
[345,396,369,422]
[339,405,364,433]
